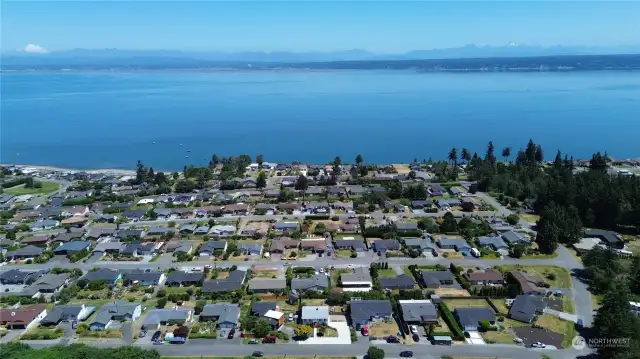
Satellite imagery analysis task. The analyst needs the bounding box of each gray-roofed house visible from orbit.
[179,224,197,234]
[438,238,471,254]
[122,209,147,221]
[117,229,145,240]
[583,229,623,249]
[396,223,418,232]
[399,300,438,325]
[238,243,263,256]
[334,239,367,252]
[269,239,300,254]
[200,303,241,328]
[340,267,373,292]
[508,295,546,323]
[165,271,204,287]
[121,241,142,257]
[449,187,465,196]
[273,222,300,232]
[291,274,329,292]
[20,273,69,297]
[5,245,44,261]
[0,269,41,285]
[437,199,461,209]
[372,239,401,253]
[147,227,176,236]
[420,271,457,289]
[477,236,509,252]
[53,241,90,255]
[208,225,236,237]
[92,241,125,256]
[349,300,393,329]
[199,241,227,256]
[410,200,433,210]
[301,306,329,326]
[509,271,549,296]
[142,308,192,329]
[90,301,142,331]
[248,278,287,294]
[403,238,437,255]
[29,220,59,231]
[201,270,246,293]
[501,231,530,245]
[83,269,121,286]
[195,226,210,235]
[380,274,415,290]
[86,228,116,240]
[122,270,165,286]
[165,241,193,255]
[429,184,447,197]
[41,304,95,326]
[454,307,496,331]
[52,232,84,244]
[251,302,277,317]
[154,208,173,220]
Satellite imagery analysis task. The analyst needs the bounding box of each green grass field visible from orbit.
[5,182,60,195]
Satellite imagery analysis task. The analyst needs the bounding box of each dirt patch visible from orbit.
[435,288,470,297]
[369,321,400,338]
[392,164,411,174]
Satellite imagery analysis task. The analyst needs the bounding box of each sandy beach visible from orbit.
[4,163,137,176]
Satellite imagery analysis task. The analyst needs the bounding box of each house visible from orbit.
[222,203,249,215]
[300,239,327,254]
[501,231,530,245]
[277,203,303,212]
[509,271,549,296]
[61,205,90,217]
[138,242,158,256]
[399,300,438,325]
[83,269,121,286]
[573,237,608,253]
[179,224,197,234]
[60,216,89,227]
[237,243,263,256]
[437,199,461,209]
[396,223,418,232]
[21,235,50,246]
[248,278,287,293]
[583,229,624,249]
[463,269,505,285]
[154,208,173,220]
[477,236,509,252]
[19,273,69,297]
[0,269,41,285]
[438,238,472,254]
[372,239,401,254]
[420,271,456,288]
[121,241,142,257]
[199,241,227,256]
[269,239,300,254]
[291,274,329,292]
[380,274,415,290]
[201,270,246,293]
[449,187,465,196]
[86,228,116,240]
[384,201,407,212]
[142,308,192,329]
[273,222,300,232]
[146,227,176,236]
[116,229,145,240]
[52,232,84,244]
[122,209,147,221]
[264,310,285,328]
[165,271,205,287]
[340,267,373,292]
[508,295,546,323]
[0,304,47,329]
[332,201,354,212]
[41,304,94,326]
[349,300,393,329]
[200,303,241,328]
[208,225,236,237]
[29,220,59,231]
[90,301,142,331]
[410,200,433,210]
[5,245,44,261]
[165,241,193,255]
[53,241,90,255]
[454,307,496,331]
[92,241,125,256]
[429,184,447,197]
[404,238,437,255]
[305,202,330,214]
[195,226,210,235]
[122,270,165,286]
[334,239,367,252]
[301,306,330,326]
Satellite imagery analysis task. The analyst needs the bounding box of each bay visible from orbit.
[1,70,638,170]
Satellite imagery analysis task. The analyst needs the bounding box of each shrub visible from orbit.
[438,303,464,340]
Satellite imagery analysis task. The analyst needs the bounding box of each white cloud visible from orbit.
[22,44,48,54]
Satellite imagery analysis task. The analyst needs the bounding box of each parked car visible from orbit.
[288,313,294,321]
[409,325,418,335]
[248,339,258,344]
[227,329,236,339]
[151,331,162,342]
[531,342,546,348]
[139,330,147,338]
[412,334,420,342]
[72,321,78,329]
[386,336,399,343]
[361,325,369,336]
[262,335,276,343]
[319,268,324,273]
[400,351,413,357]
[253,351,264,357]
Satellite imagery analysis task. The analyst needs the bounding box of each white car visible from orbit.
[531,342,546,348]
[410,325,418,335]
[319,268,324,273]
[347,264,354,269]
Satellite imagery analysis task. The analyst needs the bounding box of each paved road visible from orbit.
[23,341,592,359]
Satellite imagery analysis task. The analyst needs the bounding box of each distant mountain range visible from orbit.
[2,44,640,71]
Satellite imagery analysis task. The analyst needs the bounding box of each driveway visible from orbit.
[85,253,103,264]
[0,329,24,343]
[513,327,563,348]
[544,309,578,323]
[58,322,74,345]
[121,323,133,344]
[300,318,351,344]
[465,331,485,345]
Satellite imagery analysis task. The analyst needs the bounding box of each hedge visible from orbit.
[1,178,28,188]
[438,302,465,340]
[305,215,330,220]
[430,331,454,337]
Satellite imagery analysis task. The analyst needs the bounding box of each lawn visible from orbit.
[563,296,575,313]
[300,299,327,306]
[368,320,400,338]
[623,234,640,255]
[377,269,396,278]
[496,265,571,288]
[276,300,299,314]
[482,329,514,344]
[254,270,280,278]
[5,182,60,195]
[444,299,492,311]
[334,249,354,258]
[518,213,540,223]
[489,299,509,314]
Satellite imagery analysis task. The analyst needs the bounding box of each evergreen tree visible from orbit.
[448,148,458,166]
[502,147,512,162]
[461,148,471,164]
[485,141,496,164]
[440,212,458,233]
[589,151,609,171]
[536,217,559,254]
[553,150,563,170]
[256,154,264,168]
[535,144,544,163]
[256,171,267,188]
[592,281,640,359]
[355,154,363,165]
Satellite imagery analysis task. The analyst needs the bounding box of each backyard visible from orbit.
[534,315,577,348]
[443,299,493,311]
[4,182,60,195]
[497,265,571,288]
[377,269,396,278]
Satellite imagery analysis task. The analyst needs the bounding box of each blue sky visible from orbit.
[2,1,639,53]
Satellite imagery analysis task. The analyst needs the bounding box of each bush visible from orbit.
[331,216,339,221]
[156,298,167,308]
[438,303,464,340]
[367,346,385,359]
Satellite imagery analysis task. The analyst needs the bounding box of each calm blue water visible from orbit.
[1,70,639,170]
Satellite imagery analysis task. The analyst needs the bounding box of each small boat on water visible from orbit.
[152,141,156,144]
[180,143,183,146]
[187,150,191,153]
[185,155,189,158]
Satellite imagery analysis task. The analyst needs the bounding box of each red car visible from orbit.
[361,325,369,336]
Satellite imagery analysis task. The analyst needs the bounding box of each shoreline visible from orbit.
[2,163,137,176]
